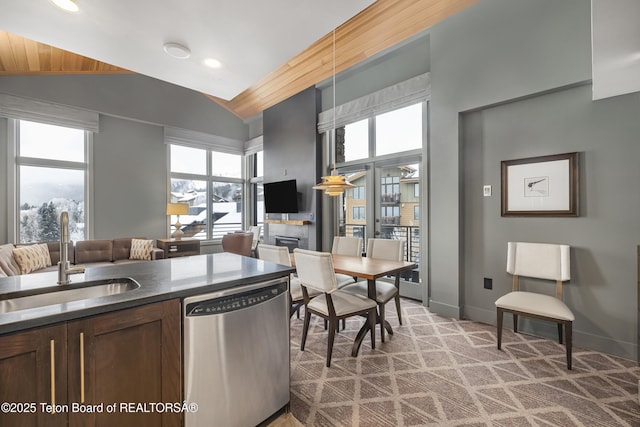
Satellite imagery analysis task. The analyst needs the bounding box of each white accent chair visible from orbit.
[341,238,405,343]
[257,243,317,318]
[495,242,574,369]
[294,248,377,367]
[331,236,363,288]
[249,225,261,256]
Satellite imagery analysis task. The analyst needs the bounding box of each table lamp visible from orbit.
[166,203,190,240]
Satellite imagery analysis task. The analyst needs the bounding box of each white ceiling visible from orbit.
[0,0,375,100]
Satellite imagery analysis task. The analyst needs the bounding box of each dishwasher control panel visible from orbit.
[185,282,288,316]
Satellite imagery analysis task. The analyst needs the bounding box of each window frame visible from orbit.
[9,118,92,243]
[169,143,252,241]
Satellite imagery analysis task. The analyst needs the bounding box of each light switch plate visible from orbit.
[483,185,492,197]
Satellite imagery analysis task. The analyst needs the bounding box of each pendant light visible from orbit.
[313,28,355,196]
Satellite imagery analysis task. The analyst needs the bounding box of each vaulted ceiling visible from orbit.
[0,0,479,120]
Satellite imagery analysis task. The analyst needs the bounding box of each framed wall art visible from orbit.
[501,152,579,217]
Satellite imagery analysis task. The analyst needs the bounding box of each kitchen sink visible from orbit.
[0,278,140,314]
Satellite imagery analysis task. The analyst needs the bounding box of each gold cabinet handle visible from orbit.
[50,339,56,413]
[80,332,85,403]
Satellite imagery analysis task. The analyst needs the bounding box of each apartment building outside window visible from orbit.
[15,120,89,243]
[169,144,245,240]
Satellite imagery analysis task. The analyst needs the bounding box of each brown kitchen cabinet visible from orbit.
[0,324,68,427]
[0,299,180,427]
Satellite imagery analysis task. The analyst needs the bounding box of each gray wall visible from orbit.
[462,84,640,358]
[428,0,591,316]
[0,74,247,140]
[263,87,322,250]
[429,0,639,359]
[93,115,167,239]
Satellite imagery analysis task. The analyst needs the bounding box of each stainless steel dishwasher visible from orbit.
[183,277,290,427]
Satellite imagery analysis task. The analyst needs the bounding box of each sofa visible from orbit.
[0,238,164,278]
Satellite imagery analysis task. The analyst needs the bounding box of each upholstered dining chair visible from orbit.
[257,243,318,318]
[293,248,377,367]
[221,232,254,257]
[248,225,261,255]
[341,238,405,342]
[331,236,363,288]
[495,241,574,369]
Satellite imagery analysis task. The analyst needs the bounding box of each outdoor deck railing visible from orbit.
[343,223,420,283]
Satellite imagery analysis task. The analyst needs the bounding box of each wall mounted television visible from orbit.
[264,179,299,213]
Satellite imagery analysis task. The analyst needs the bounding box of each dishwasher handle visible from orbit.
[185,281,287,317]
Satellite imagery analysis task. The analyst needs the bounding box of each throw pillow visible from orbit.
[12,243,52,274]
[0,243,21,276]
[129,239,153,261]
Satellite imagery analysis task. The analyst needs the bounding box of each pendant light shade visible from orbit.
[313,170,355,195]
[314,28,353,197]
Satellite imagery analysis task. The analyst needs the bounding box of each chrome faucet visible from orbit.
[57,211,85,285]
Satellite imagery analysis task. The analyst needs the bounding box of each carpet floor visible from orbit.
[289,298,640,426]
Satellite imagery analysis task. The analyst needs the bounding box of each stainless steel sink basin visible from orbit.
[0,278,140,314]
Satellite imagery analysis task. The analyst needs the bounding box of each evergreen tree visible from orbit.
[38,202,60,241]
[20,212,40,243]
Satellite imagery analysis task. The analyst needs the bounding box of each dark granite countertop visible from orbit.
[0,253,295,335]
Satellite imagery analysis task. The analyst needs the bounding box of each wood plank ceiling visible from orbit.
[0,0,478,120]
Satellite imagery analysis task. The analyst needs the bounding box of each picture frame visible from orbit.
[501,152,579,217]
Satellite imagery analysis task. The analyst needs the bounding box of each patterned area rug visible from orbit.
[290,298,640,426]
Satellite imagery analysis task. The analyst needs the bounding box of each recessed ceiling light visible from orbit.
[163,42,191,59]
[203,58,222,69]
[50,0,79,12]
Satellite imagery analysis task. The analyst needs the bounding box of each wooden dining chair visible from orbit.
[341,238,404,342]
[257,243,318,318]
[293,248,377,367]
[496,241,574,369]
[331,236,363,288]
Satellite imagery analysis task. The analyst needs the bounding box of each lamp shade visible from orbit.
[166,203,189,215]
[313,171,355,196]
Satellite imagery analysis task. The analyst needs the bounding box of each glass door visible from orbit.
[337,161,423,301]
[374,162,422,300]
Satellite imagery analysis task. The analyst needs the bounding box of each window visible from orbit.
[16,120,88,243]
[352,186,365,200]
[375,103,422,156]
[169,145,245,240]
[414,183,419,198]
[381,176,400,201]
[414,205,419,220]
[352,206,365,220]
[343,119,369,162]
[381,205,400,225]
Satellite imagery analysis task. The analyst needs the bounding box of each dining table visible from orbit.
[321,253,416,356]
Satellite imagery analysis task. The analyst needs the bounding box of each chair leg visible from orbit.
[327,318,337,367]
[566,321,573,370]
[301,309,311,351]
[379,303,386,343]
[324,319,328,330]
[496,308,503,350]
[512,314,518,334]
[557,322,564,344]
[395,293,402,325]
[368,309,376,350]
